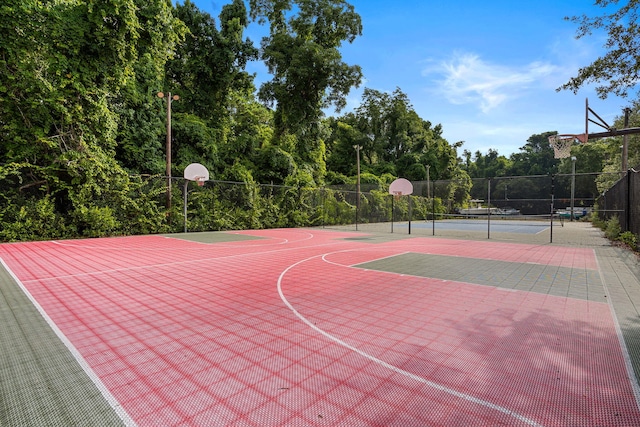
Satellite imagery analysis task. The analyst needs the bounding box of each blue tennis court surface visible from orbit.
[402,219,551,234]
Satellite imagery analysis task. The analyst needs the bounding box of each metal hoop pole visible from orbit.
[391,194,394,233]
[183,180,188,233]
[550,175,555,244]
[487,178,491,240]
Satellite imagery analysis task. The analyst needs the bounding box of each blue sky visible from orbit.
[190,0,631,156]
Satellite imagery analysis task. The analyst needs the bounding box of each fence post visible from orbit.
[550,174,555,244]
[625,169,631,232]
[431,181,435,236]
[408,195,412,235]
[391,195,394,233]
[487,178,491,240]
[183,180,188,233]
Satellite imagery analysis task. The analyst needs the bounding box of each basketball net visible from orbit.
[392,190,402,201]
[195,177,206,187]
[548,135,575,159]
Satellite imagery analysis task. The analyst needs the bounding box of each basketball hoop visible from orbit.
[389,178,413,199]
[184,163,209,187]
[548,134,584,159]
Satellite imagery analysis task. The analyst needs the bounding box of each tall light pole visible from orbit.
[158,91,180,211]
[353,145,362,231]
[426,164,431,200]
[570,156,577,221]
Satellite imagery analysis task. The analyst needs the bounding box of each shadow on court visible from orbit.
[0,224,639,426]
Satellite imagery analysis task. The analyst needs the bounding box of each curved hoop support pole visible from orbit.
[549,133,587,143]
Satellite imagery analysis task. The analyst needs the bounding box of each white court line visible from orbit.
[334,241,570,269]
[277,253,543,426]
[22,237,342,284]
[0,258,138,427]
[168,228,315,246]
[49,229,316,250]
[321,250,411,268]
[594,250,640,410]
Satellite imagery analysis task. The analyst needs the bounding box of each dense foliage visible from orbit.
[560,0,640,99]
[0,0,636,241]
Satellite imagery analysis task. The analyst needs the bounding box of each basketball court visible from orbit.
[1,225,640,426]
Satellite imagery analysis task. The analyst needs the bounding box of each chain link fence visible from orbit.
[3,169,635,242]
[164,171,637,239]
[597,169,640,237]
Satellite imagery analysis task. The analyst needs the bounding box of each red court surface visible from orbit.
[1,228,639,426]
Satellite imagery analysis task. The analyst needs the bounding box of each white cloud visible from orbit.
[425,52,558,113]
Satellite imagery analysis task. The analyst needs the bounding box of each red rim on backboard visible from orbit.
[389,178,413,198]
[184,163,209,185]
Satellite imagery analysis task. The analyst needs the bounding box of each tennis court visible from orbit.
[401,218,552,234]
[1,226,640,426]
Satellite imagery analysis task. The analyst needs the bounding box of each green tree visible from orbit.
[114,0,186,174]
[464,149,512,178]
[0,0,141,187]
[324,86,470,203]
[250,0,363,183]
[0,0,185,239]
[325,116,365,176]
[225,89,275,182]
[610,99,640,170]
[164,0,258,178]
[333,88,456,180]
[170,0,256,122]
[559,0,640,98]
[594,98,640,191]
[250,0,362,135]
[508,132,559,176]
[1,0,140,162]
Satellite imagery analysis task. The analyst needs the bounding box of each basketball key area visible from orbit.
[1,229,639,426]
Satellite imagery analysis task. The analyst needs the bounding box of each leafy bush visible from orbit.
[322,189,356,225]
[0,196,70,242]
[618,231,638,251]
[412,196,446,220]
[1,173,443,241]
[604,216,621,240]
[589,211,604,228]
[590,209,638,252]
[73,206,119,238]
